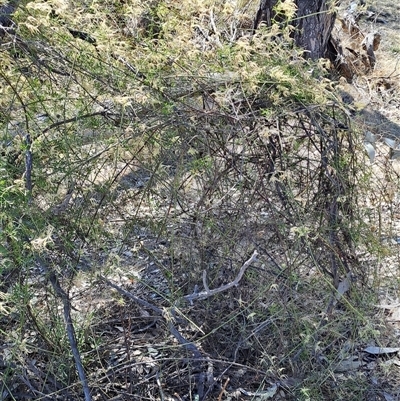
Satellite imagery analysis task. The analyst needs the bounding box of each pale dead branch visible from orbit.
[184,250,258,303]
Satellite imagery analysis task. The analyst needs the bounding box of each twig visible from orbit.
[25,134,32,201]
[218,378,230,401]
[209,9,222,48]
[48,270,92,401]
[156,371,165,401]
[41,111,109,134]
[98,275,163,315]
[112,54,146,80]
[184,250,258,302]
[25,302,58,351]
[202,271,210,293]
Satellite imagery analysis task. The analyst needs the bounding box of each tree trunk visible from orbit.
[254,0,339,60]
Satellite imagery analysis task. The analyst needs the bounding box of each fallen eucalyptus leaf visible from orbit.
[237,384,278,400]
[390,149,400,160]
[364,346,400,355]
[364,131,376,143]
[363,142,375,163]
[383,137,398,149]
[383,392,395,401]
[336,273,351,301]
[257,384,278,400]
[381,358,400,368]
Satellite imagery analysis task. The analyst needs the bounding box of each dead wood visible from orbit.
[47,269,92,401]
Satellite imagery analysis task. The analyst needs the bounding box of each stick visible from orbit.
[184,250,258,302]
[48,271,92,401]
[25,134,32,196]
[218,378,230,401]
[98,275,163,315]
[99,276,204,359]
[99,250,258,398]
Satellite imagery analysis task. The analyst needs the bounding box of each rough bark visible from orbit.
[254,0,339,60]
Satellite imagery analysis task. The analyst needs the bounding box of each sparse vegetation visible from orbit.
[1,0,400,400]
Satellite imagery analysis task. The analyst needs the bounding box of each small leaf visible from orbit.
[390,149,400,160]
[0,244,9,255]
[254,384,278,400]
[383,392,395,401]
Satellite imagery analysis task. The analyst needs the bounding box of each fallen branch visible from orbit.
[184,250,258,302]
[99,275,163,315]
[99,251,258,401]
[100,250,257,312]
[99,276,203,357]
[165,312,203,359]
[218,378,230,401]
